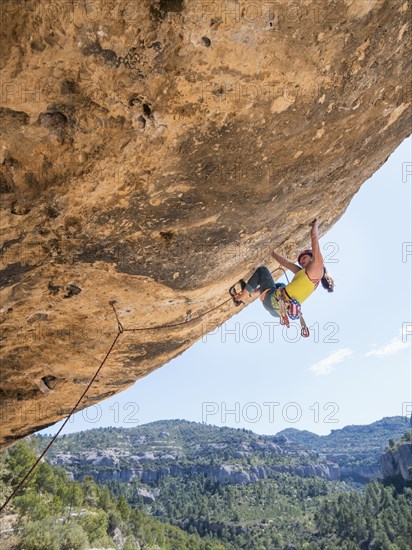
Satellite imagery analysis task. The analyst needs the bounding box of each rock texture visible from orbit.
[73,460,340,484]
[380,443,412,482]
[0,0,411,447]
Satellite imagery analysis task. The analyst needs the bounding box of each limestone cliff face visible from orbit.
[49,438,340,483]
[0,0,411,447]
[380,443,412,482]
[63,460,341,485]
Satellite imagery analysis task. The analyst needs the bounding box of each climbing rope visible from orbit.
[0,331,121,514]
[0,265,288,513]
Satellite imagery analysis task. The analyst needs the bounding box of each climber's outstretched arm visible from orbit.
[271,250,300,274]
[309,219,323,265]
[306,219,324,281]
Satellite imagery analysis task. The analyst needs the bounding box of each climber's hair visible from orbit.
[321,267,335,293]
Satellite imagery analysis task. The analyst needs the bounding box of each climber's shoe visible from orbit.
[229,279,247,307]
[229,286,243,306]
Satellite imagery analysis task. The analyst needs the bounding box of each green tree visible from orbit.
[81,475,99,507]
[34,462,58,494]
[0,450,12,501]
[123,536,139,550]
[60,522,89,550]
[15,492,51,521]
[108,508,123,533]
[66,481,84,510]
[19,520,60,550]
[98,486,112,511]
[80,509,109,543]
[117,494,131,521]
[7,443,38,489]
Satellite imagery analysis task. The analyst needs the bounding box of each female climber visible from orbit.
[229,219,335,335]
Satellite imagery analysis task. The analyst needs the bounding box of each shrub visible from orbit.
[79,508,109,543]
[123,536,139,550]
[19,520,59,550]
[60,522,89,550]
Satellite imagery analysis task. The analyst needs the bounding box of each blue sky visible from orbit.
[43,137,412,437]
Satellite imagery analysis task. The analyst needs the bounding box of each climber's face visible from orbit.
[299,254,312,268]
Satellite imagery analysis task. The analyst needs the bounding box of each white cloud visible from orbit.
[309,348,353,376]
[364,329,411,359]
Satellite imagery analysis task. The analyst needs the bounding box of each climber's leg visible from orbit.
[245,266,275,293]
[235,266,275,302]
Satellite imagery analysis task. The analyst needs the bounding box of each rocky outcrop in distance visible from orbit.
[380,443,412,482]
[53,450,340,485]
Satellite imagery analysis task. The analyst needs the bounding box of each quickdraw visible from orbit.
[271,287,310,338]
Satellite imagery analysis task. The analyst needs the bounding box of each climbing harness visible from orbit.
[269,284,310,338]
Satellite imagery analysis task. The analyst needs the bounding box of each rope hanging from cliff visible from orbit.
[0,265,288,513]
[0,332,121,514]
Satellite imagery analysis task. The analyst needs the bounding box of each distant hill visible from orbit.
[277,416,409,453]
[36,419,339,485]
[276,416,410,481]
[34,416,410,485]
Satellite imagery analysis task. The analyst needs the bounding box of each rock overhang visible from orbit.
[0,0,411,447]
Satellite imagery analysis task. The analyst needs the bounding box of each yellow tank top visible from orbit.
[285,268,317,304]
